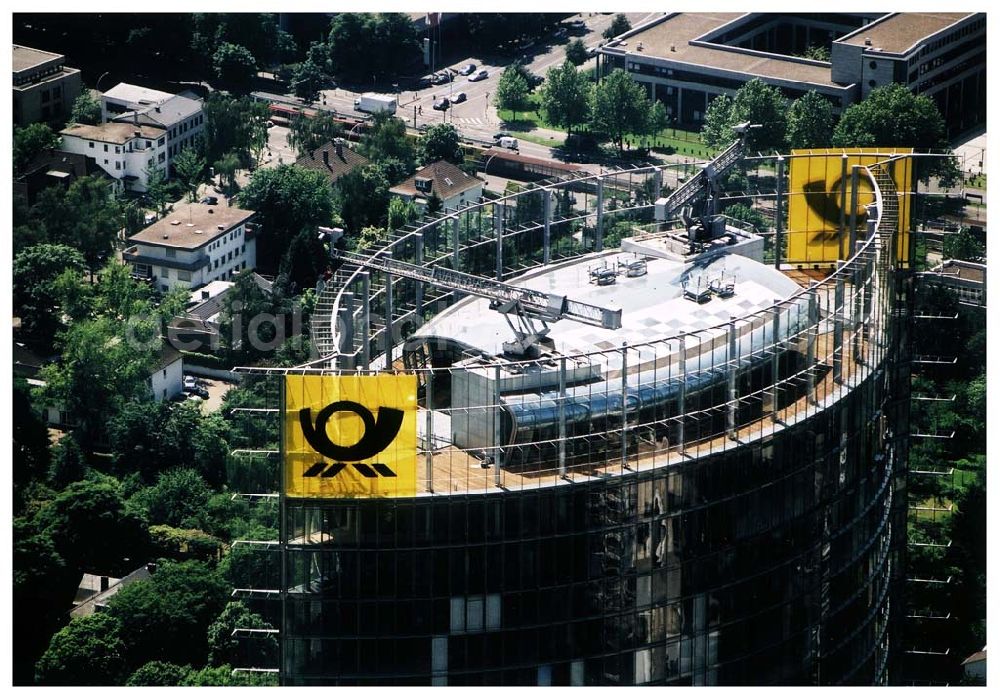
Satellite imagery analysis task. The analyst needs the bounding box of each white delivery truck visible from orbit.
[498,136,519,150]
[353,92,398,115]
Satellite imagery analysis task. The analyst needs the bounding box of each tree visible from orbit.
[70,90,102,125]
[213,42,257,94]
[287,112,343,158]
[590,69,649,154]
[13,243,87,345]
[35,614,127,685]
[362,112,415,172]
[182,665,278,686]
[495,67,530,120]
[702,78,788,152]
[35,478,149,575]
[173,146,206,202]
[324,13,419,83]
[13,517,79,684]
[145,166,171,216]
[604,13,632,40]
[334,164,390,235]
[13,383,52,512]
[213,151,241,195]
[239,165,335,267]
[540,61,592,138]
[723,203,769,232]
[565,38,589,66]
[64,176,123,276]
[943,227,986,263]
[832,83,952,181]
[105,559,230,668]
[387,196,416,232]
[49,434,88,489]
[279,228,328,291]
[291,59,325,103]
[14,123,60,176]
[207,601,277,666]
[128,468,213,528]
[202,94,270,166]
[420,123,462,164]
[126,661,192,686]
[425,191,443,216]
[218,268,291,361]
[802,44,831,62]
[786,90,835,149]
[37,316,159,448]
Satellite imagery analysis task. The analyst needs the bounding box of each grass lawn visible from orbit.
[498,93,720,158]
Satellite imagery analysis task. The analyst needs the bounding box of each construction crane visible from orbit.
[335,250,623,357]
[654,122,759,252]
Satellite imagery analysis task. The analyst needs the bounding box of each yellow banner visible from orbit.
[787,149,913,266]
[284,374,418,498]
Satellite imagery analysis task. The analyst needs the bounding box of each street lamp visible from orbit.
[96,71,111,123]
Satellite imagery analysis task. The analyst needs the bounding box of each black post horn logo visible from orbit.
[299,401,404,479]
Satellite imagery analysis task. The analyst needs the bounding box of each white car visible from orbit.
[469,70,489,82]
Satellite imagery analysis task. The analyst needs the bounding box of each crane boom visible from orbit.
[336,250,623,330]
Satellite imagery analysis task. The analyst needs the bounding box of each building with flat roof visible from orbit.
[598,12,984,134]
[59,121,167,193]
[123,200,257,293]
[12,44,82,126]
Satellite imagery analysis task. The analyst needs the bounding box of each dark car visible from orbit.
[458,63,477,76]
[453,92,467,104]
[492,131,512,142]
[432,98,451,111]
[200,196,218,205]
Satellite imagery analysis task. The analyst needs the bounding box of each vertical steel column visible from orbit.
[677,336,686,453]
[425,370,434,493]
[653,167,663,201]
[620,343,629,469]
[774,156,785,269]
[495,202,504,281]
[833,268,845,384]
[771,300,781,422]
[493,365,502,488]
[806,289,817,405]
[854,257,866,366]
[361,271,371,371]
[277,379,287,686]
[727,319,737,440]
[384,251,394,367]
[337,292,355,361]
[414,232,424,320]
[558,357,567,478]
[838,155,849,244]
[595,176,605,252]
[451,216,462,301]
[848,165,861,253]
[542,188,552,265]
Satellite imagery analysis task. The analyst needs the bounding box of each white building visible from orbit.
[59,122,167,193]
[389,160,484,214]
[110,96,205,176]
[123,200,258,293]
[149,344,184,402]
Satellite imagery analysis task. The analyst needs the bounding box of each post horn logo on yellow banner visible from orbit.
[284,375,417,498]
[787,148,913,266]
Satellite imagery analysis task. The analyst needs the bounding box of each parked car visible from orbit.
[432,72,452,85]
[469,70,489,82]
[200,196,218,205]
[432,98,451,111]
[492,131,512,143]
[452,91,467,104]
[554,28,568,39]
[458,63,477,76]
